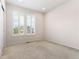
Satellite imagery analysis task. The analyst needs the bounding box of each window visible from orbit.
[19,15,25,35]
[12,11,36,36]
[12,11,19,35]
[12,11,25,35]
[26,15,36,35]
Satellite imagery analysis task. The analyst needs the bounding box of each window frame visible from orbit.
[12,11,19,36]
[12,11,36,36]
[12,11,25,36]
[26,15,36,35]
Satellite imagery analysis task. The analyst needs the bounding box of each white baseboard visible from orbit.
[45,40,79,51]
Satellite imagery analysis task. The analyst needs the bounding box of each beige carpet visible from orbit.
[1,41,79,59]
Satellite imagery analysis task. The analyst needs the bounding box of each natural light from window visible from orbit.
[12,11,36,36]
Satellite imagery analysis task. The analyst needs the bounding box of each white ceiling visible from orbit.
[6,0,68,13]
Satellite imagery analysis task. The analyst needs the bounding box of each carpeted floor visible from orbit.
[1,41,79,59]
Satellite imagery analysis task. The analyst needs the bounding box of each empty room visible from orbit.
[0,0,79,59]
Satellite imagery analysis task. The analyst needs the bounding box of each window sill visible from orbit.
[12,33,36,36]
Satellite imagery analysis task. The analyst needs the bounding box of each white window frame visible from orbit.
[12,11,36,36]
[12,11,25,36]
[26,15,36,35]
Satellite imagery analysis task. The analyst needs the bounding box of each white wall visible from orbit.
[0,6,3,56]
[2,0,6,48]
[0,0,5,56]
[45,0,79,49]
[6,3,44,46]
